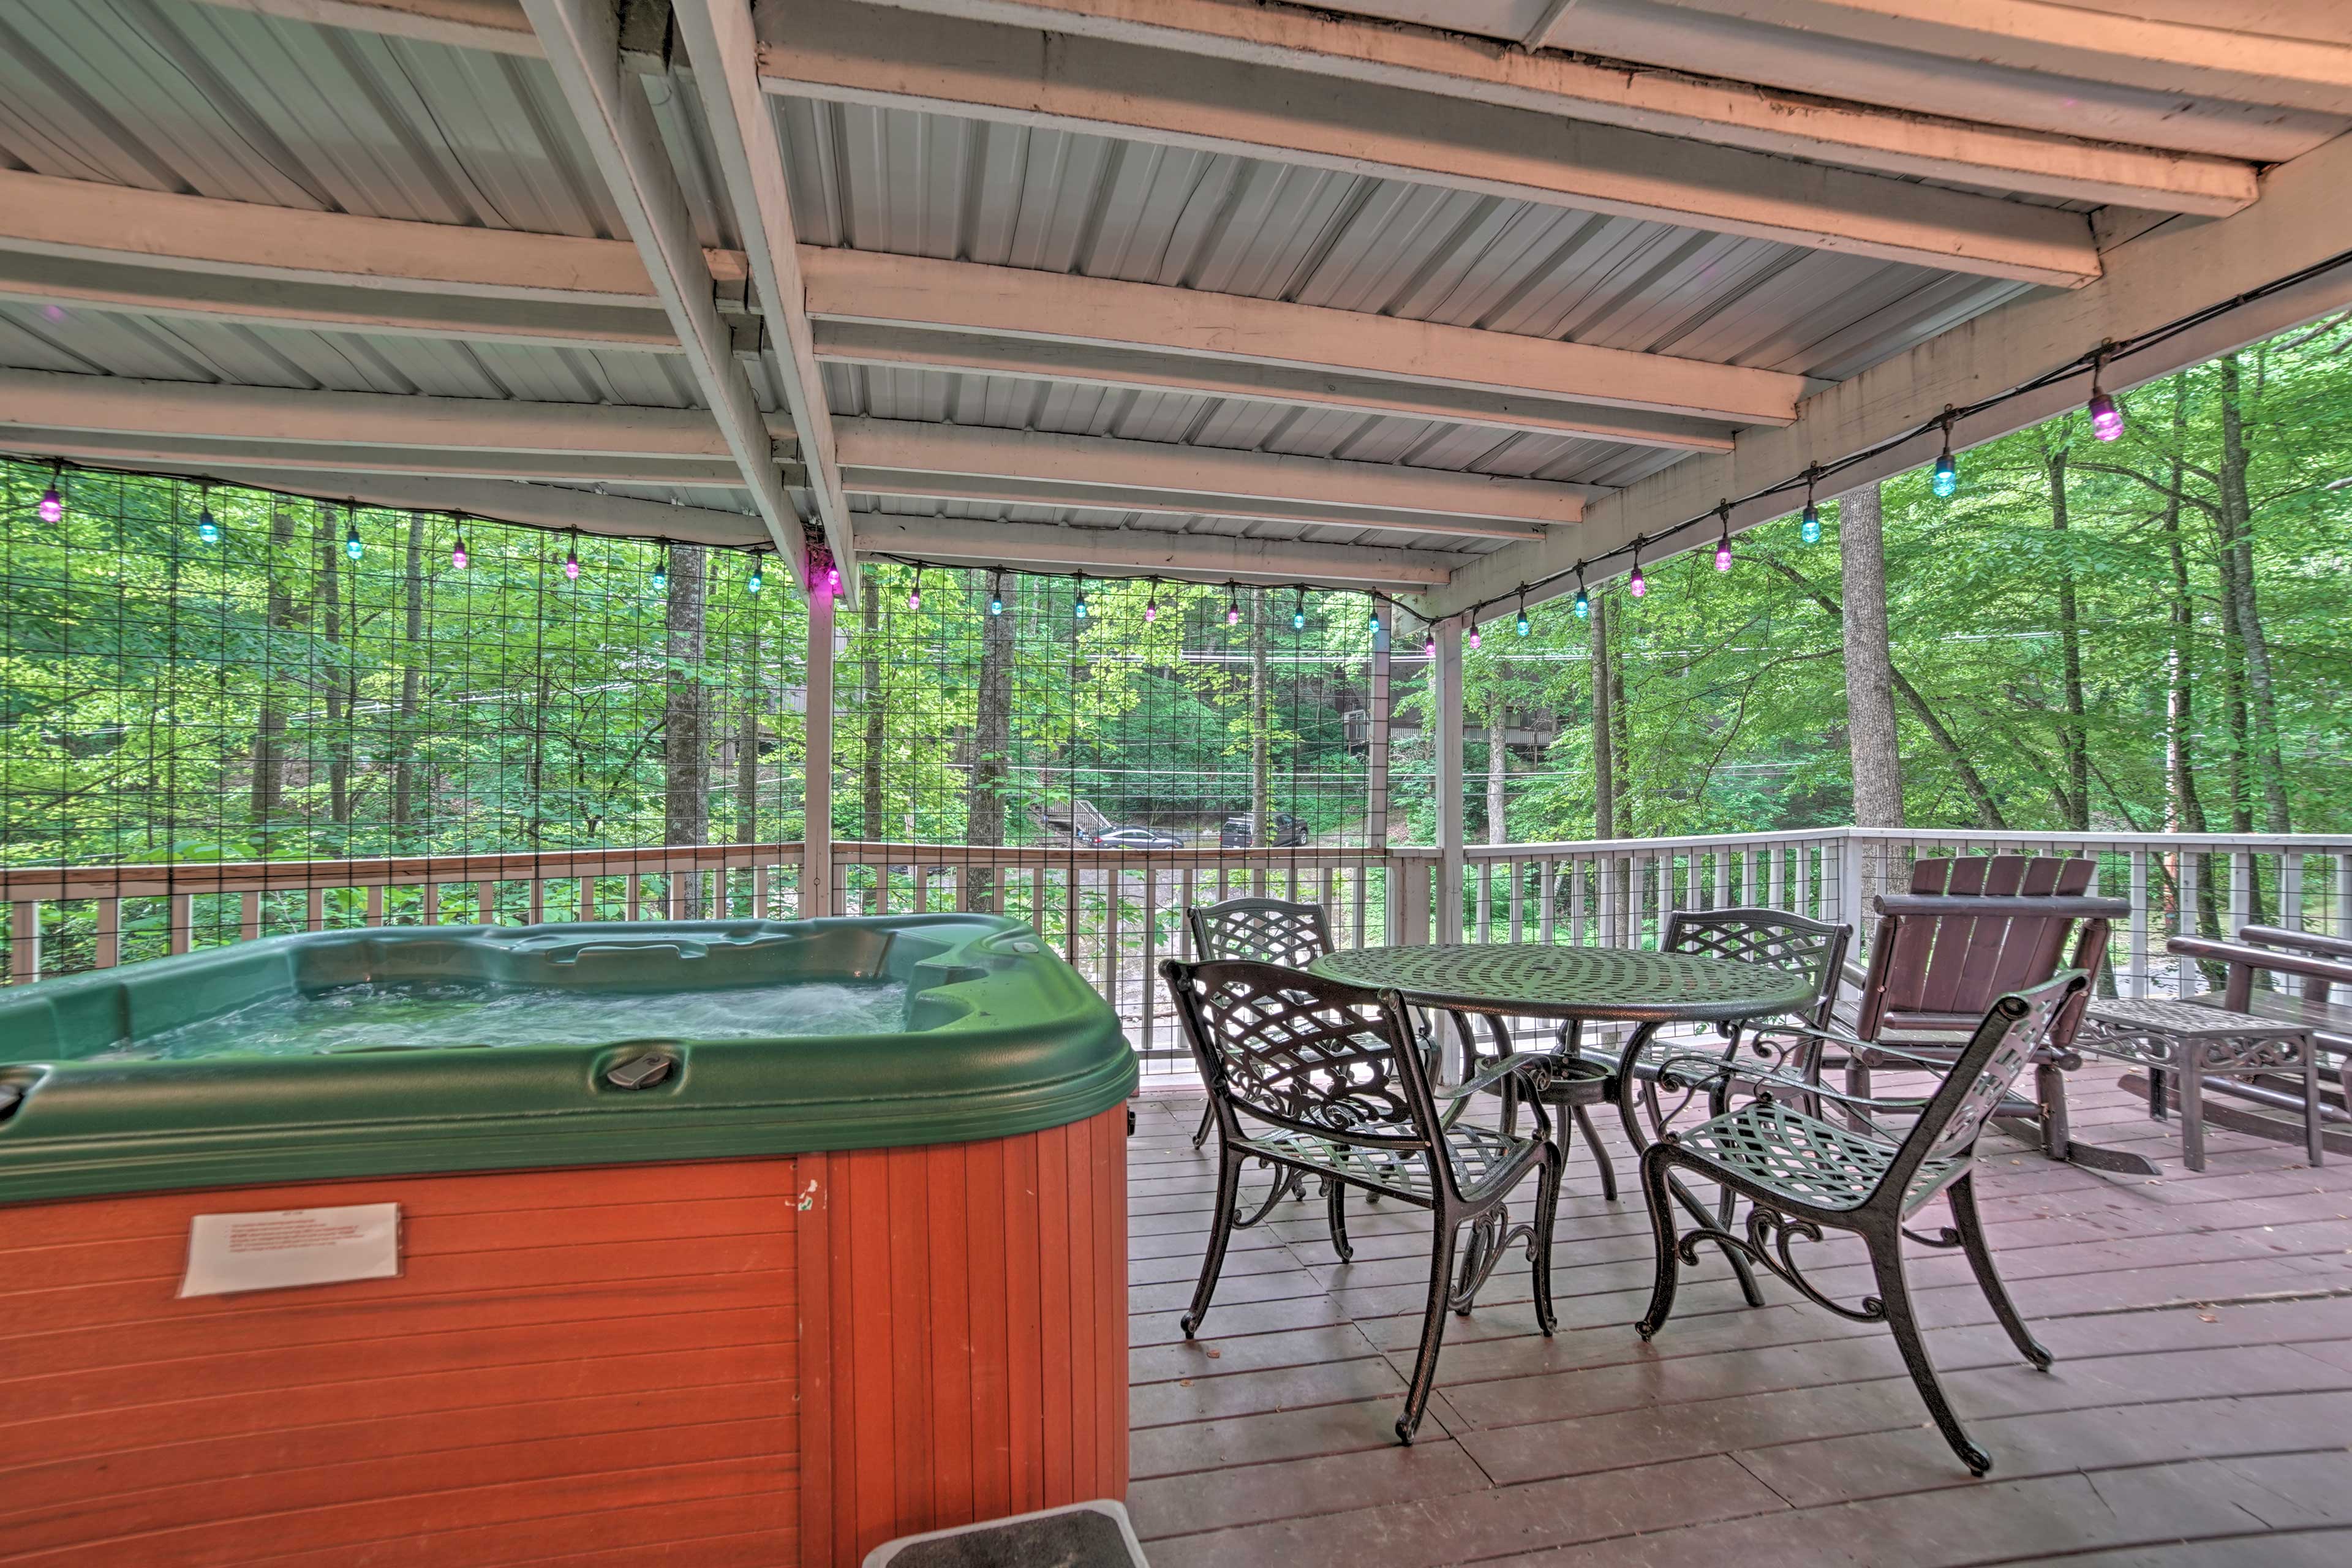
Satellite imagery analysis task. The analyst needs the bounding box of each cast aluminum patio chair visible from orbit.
[1162,957,1562,1444]
[1185,897,1336,1150]
[1636,971,2086,1476]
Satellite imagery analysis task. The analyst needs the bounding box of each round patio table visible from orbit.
[1306,943,1815,1027]
[1307,942,1816,1309]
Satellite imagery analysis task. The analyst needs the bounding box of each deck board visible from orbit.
[1129,1071,2352,1566]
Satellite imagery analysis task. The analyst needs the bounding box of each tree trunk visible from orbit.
[2216,355,2291,833]
[314,510,351,833]
[248,503,298,823]
[861,582,884,842]
[1485,690,1509,845]
[735,657,761,848]
[663,545,709,913]
[965,575,1014,913]
[1250,586,1272,848]
[2159,382,2223,958]
[2043,442,2090,829]
[1589,593,1614,840]
[1836,480,1905,828]
[391,511,426,845]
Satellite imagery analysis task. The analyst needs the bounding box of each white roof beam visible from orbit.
[1427,130,2352,621]
[8,429,750,488]
[519,0,812,592]
[671,0,857,589]
[0,173,1761,444]
[194,0,2259,213]
[843,470,1542,544]
[95,462,774,549]
[813,322,1736,453]
[0,369,780,461]
[834,418,1586,529]
[801,247,1792,429]
[1654,1,2352,119]
[808,0,2245,224]
[853,513,1459,589]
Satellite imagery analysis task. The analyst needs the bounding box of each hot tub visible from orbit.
[0,915,1134,1567]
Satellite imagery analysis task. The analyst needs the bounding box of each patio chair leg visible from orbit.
[1191,1101,1214,1149]
[1634,1144,1683,1340]
[1529,1142,1562,1337]
[1396,1217,1463,1445]
[1571,1106,1618,1202]
[1866,1228,1991,1477]
[1326,1174,1354,1263]
[1946,1172,2051,1371]
[1182,1148,1245,1338]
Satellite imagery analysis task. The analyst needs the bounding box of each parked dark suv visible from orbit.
[1219,811,1309,848]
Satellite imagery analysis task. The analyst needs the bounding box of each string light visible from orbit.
[1368,596,1382,631]
[1713,502,1733,571]
[453,529,470,571]
[1513,586,1530,636]
[1144,578,1158,623]
[1423,630,1436,658]
[1932,411,1959,498]
[987,571,1003,616]
[1629,559,1647,598]
[1291,587,1306,631]
[648,549,663,592]
[2087,347,2124,442]
[1074,575,1089,620]
[343,503,363,562]
[195,483,220,545]
[1572,568,1590,620]
[1800,466,1821,546]
[37,462,62,524]
[1468,624,1482,651]
[746,557,764,596]
[824,563,842,599]
[563,532,581,581]
[908,567,922,612]
[1225,584,1240,627]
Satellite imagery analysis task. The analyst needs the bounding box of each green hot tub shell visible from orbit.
[0,914,1136,1204]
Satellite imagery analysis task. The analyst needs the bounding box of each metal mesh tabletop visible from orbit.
[1307,943,1817,1023]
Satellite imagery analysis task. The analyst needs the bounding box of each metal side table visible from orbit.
[2076,997,2322,1170]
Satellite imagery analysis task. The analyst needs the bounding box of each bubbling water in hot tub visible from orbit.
[100,978,911,1060]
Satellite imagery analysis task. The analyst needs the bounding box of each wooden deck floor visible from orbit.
[1123,1072,2352,1567]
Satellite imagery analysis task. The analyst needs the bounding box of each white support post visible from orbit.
[803,590,835,917]
[1366,609,1393,941]
[1434,618,1466,944]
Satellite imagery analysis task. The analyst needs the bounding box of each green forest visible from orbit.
[2,319,2346,891]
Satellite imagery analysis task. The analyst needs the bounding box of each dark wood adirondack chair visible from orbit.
[1826,855,2148,1174]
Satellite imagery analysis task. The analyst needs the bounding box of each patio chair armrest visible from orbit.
[1741,1067,1931,1116]
[1437,1050,1561,1102]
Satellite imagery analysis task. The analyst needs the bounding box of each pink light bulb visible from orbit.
[1468,627,1481,650]
[564,552,580,581]
[37,486,62,524]
[1714,538,1732,571]
[1145,600,1158,622]
[2088,391,2124,442]
[451,541,469,570]
[1629,564,1647,598]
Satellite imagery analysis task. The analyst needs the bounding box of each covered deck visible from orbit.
[4,2,2351,1565]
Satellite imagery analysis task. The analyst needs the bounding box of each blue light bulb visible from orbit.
[344,524,363,561]
[1800,503,1820,545]
[1572,587,1590,620]
[195,510,220,545]
[1932,451,1958,498]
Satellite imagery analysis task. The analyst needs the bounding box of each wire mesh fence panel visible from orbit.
[1,459,807,981]
[835,563,1396,1071]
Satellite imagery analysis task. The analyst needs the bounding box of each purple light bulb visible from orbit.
[1714,538,1733,571]
[2089,390,2124,442]
[1629,564,1647,598]
[37,486,62,524]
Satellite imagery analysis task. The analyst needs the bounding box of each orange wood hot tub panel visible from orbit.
[0,1106,1127,1568]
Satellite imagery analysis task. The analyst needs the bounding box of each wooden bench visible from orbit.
[2140,926,2352,1158]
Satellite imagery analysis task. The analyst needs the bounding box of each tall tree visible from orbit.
[1589,593,1615,839]
[1250,585,1272,847]
[2040,439,2090,829]
[860,584,885,841]
[247,503,298,824]
[1485,688,1509,845]
[313,508,352,833]
[391,511,426,844]
[2216,353,2293,832]
[662,544,709,873]
[1836,480,1905,827]
[965,576,1014,912]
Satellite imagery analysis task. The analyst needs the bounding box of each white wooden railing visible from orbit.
[9,828,2349,1072]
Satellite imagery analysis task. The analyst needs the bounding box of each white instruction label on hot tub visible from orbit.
[179,1204,402,1297]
